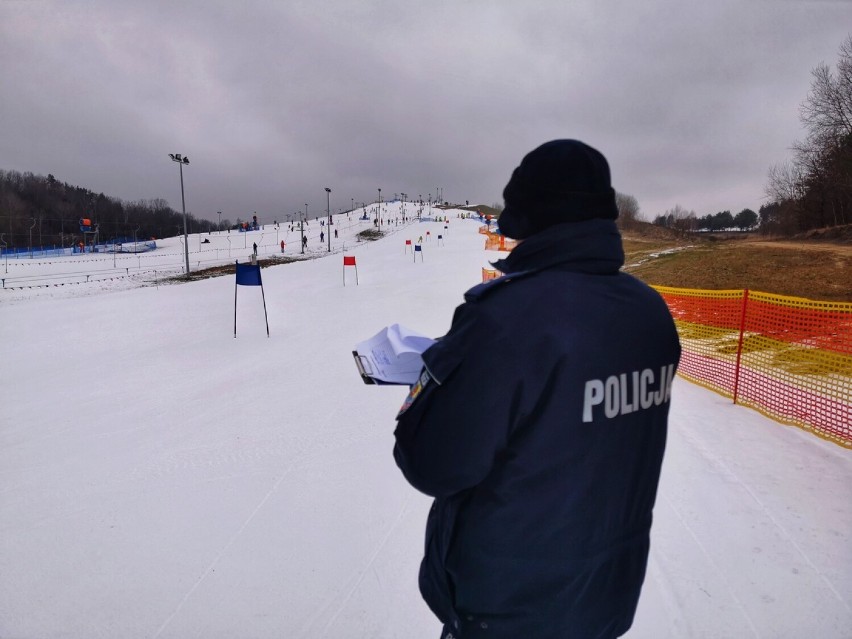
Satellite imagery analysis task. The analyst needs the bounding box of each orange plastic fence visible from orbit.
[653,286,852,448]
[482,230,518,252]
[482,267,499,282]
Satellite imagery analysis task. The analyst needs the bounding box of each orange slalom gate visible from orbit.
[653,286,852,448]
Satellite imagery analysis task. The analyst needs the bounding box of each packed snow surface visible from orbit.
[1,204,850,638]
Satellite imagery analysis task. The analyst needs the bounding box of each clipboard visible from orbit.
[352,324,435,386]
[352,351,398,385]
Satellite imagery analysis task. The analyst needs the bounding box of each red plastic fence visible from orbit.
[653,286,852,448]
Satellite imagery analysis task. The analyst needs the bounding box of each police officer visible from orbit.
[393,139,681,639]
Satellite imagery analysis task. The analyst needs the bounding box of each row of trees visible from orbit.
[764,35,852,234]
[652,206,758,232]
[0,170,229,250]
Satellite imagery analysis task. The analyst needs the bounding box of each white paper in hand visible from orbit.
[353,324,436,385]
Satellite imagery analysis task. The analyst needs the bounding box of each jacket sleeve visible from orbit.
[393,301,518,498]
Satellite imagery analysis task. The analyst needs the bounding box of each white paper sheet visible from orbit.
[353,324,436,385]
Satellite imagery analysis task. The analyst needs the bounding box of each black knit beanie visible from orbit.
[498,139,619,240]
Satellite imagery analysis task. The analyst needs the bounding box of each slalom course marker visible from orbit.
[343,254,358,285]
[234,260,270,337]
[414,244,423,262]
[405,239,412,253]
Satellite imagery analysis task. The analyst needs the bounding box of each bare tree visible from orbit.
[800,35,852,146]
[766,160,806,203]
[615,191,640,229]
[666,204,697,234]
[767,35,852,233]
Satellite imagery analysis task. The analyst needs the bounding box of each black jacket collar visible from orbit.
[491,218,624,276]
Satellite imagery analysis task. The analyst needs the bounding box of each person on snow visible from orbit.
[393,139,681,639]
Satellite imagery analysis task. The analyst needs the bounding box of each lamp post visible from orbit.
[168,153,191,278]
[377,188,381,227]
[218,211,222,234]
[325,187,332,252]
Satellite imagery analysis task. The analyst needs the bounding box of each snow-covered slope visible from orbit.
[1,205,849,638]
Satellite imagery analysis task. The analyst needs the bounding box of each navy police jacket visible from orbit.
[394,219,681,639]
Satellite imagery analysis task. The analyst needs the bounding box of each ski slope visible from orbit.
[1,204,850,638]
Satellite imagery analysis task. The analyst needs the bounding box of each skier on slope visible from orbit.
[393,140,681,639]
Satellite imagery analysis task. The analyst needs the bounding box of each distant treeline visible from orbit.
[0,170,229,250]
[652,208,759,232]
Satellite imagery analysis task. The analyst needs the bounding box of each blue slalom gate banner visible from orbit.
[236,261,262,286]
[234,260,269,337]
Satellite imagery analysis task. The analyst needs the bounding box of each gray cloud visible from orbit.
[1,0,850,222]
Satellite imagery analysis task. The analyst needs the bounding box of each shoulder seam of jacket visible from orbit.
[464,268,539,302]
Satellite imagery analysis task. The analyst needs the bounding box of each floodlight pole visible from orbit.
[325,187,332,252]
[168,153,191,278]
[377,188,381,227]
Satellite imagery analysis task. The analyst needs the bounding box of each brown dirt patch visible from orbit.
[166,256,301,283]
[623,236,852,302]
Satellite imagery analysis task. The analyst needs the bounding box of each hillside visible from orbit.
[621,225,852,301]
[458,212,852,302]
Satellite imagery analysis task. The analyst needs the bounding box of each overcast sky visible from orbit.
[1,1,850,223]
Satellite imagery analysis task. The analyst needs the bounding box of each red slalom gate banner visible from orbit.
[653,286,852,448]
[343,255,358,285]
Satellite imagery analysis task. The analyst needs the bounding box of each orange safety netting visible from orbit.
[482,230,518,252]
[653,286,852,448]
[482,267,499,282]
